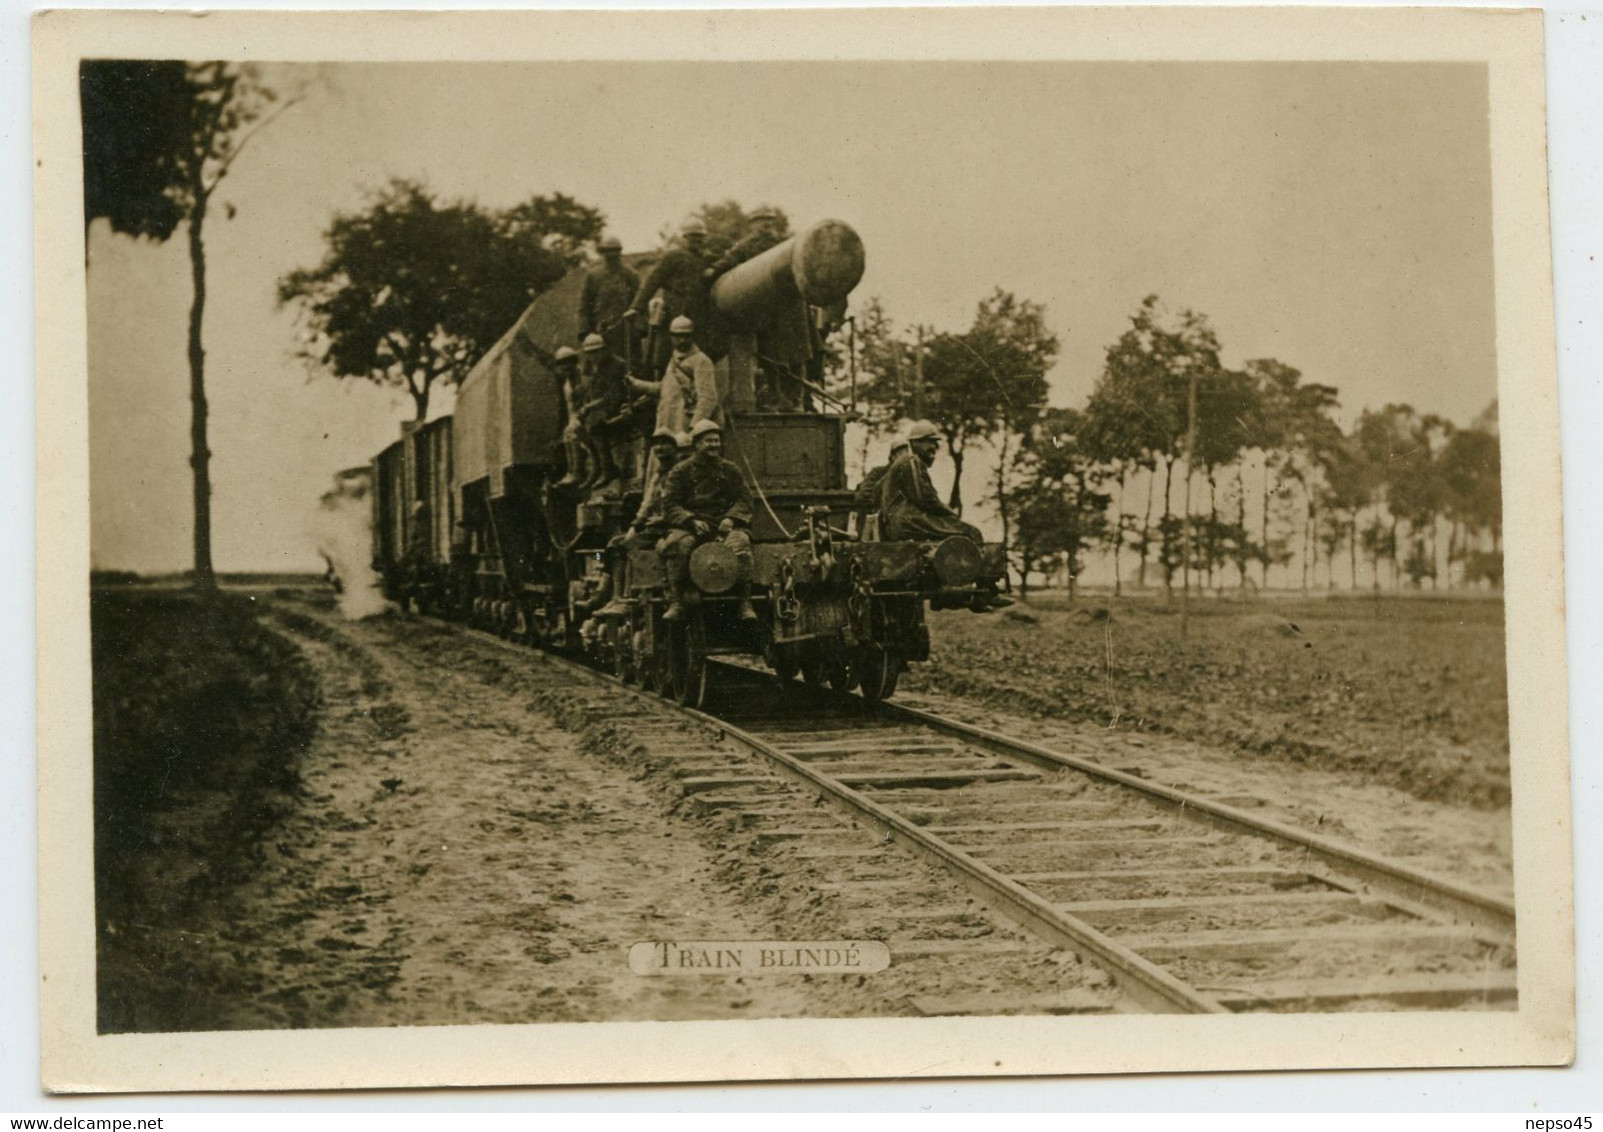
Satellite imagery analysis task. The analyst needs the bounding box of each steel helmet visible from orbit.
[680,216,708,237]
[553,345,578,362]
[750,206,780,223]
[669,315,695,335]
[673,431,693,449]
[690,418,723,440]
[598,234,623,252]
[651,426,677,443]
[580,333,606,353]
[905,419,943,443]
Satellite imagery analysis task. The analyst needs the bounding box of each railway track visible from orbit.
[544,638,1519,1015]
[279,592,1518,1016]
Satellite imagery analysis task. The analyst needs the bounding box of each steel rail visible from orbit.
[303,601,1508,1013]
[529,649,1229,1014]
[873,700,1517,939]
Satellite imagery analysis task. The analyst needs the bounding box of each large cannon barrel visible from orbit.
[710,219,865,330]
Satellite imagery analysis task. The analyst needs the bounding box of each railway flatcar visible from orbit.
[371,219,1007,706]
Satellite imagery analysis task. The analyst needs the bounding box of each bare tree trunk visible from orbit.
[1113,465,1126,598]
[1161,456,1176,601]
[1349,515,1359,590]
[1261,458,1275,588]
[1390,516,1401,589]
[1300,490,1311,592]
[1236,466,1249,589]
[187,206,216,592]
[994,428,1010,560]
[1139,465,1154,588]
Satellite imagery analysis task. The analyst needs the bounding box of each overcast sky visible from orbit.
[87,60,1495,572]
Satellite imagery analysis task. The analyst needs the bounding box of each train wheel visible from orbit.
[623,626,645,687]
[669,625,709,710]
[653,635,674,698]
[854,644,901,704]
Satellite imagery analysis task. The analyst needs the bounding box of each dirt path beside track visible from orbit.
[211,605,813,1028]
[183,597,1112,1029]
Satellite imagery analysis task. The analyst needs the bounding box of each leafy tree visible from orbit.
[1439,425,1502,584]
[280,179,599,420]
[1245,358,1340,589]
[1355,404,1421,588]
[1081,367,1159,595]
[1096,296,1221,598]
[1004,408,1110,599]
[926,290,1056,535]
[1319,433,1377,589]
[82,60,301,590]
[502,192,608,271]
[80,60,191,245]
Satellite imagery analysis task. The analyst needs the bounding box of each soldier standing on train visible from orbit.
[626,217,712,374]
[578,234,640,356]
[578,333,631,494]
[703,207,814,411]
[627,315,722,435]
[553,345,596,490]
[659,419,757,622]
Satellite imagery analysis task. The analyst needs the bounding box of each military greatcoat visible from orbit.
[880,451,983,544]
[662,454,754,530]
[578,261,641,344]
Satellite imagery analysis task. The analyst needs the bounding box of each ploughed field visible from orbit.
[901,594,1511,811]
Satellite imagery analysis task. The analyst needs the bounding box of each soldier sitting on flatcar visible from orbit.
[880,421,985,545]
[626,217,712,375]
[852,429,908,538]
[578,333,632,494]
[659,419,757,622]
[882,420,1011,611]
[595,428,689,619]
[578,234,639,356]
[628,428,688,547]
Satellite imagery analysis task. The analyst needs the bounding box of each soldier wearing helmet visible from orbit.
[703,206,815,412]
[851,427,911,538]
[626,216,713,374]
[577,333,632,494]
[578,233,640,354]
[626,426,688,549]
[880,420,985,545]
[658,419,757,622]
[553,344,598,490]
[627,315,722,436]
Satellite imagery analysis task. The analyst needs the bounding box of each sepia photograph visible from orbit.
[34,6,1573,1092]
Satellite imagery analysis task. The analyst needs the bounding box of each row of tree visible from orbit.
[836,293,1503,598]
[82,58,1499,596]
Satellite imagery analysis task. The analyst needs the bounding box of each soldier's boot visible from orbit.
[591,443,620,497]
[598,561,630,618]
[556,437,586,488]
[735,579,758,622]
[969,584,1015,613]
[662,558,690,622]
